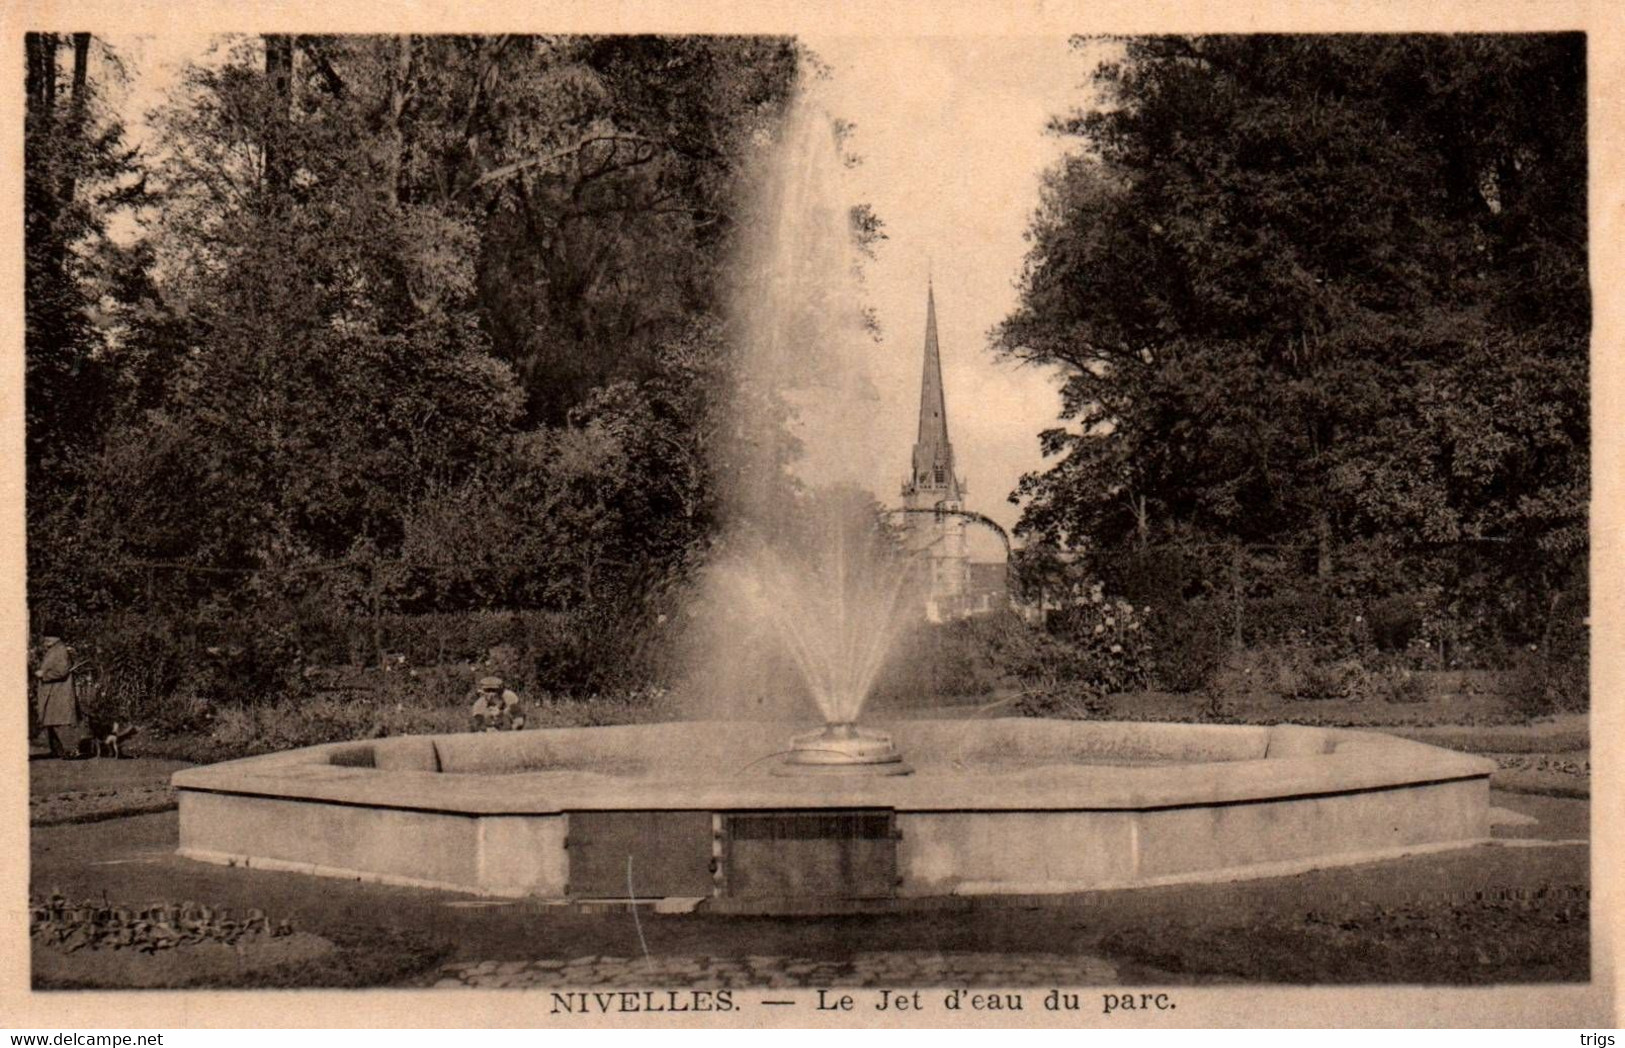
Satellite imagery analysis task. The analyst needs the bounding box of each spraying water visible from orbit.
[712,498,916,725]
[683,70,922,748]
[729,72,886,501]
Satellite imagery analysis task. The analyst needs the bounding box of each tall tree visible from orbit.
[377,34,798,423]
[91,37,523,595]
[75,34,808,620]
[25,32,141,621]
[996,35,1587,614]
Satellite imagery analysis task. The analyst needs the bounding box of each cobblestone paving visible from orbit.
[431,952,1118,988]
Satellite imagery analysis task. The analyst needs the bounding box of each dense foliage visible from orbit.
[995,35,1588,667]
[25,34,144,624]
[26,34,801,669]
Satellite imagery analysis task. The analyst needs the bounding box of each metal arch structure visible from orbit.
[882,505,1018,607]
[882,505,1013,562]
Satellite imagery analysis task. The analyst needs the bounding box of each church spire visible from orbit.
[905,280,961,502]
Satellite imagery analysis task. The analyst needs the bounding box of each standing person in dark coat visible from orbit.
[35,633,86,759]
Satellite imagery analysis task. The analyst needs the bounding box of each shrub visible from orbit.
[1376,666,1428,704]
[1505,653,1588,719]
[1205,644,1376,703]
[988,613,1092,689]
[1201,648,1272,706]
[288,608,671,697]
[1045,590,1152,693]
[1241,590,1348,650]
[869,611,1077,707]
[520,607,656,697]
[1258,643,1310,699]
[1279,652,1429,703]
[1276,651,1376,702]
[144,692,218,741]
[1148,602,1228,693]
[189,618,309,707]
[201,694,466,758]
[1369,595,1423,653]
[79,611,303,732]
[347,611,523,667]
[871,619,997,705]
[929,625,1000,698]
[1285,660,1346,702]
[80,614,194,722]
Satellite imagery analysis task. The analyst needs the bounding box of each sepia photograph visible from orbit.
[8,2,1614,1031]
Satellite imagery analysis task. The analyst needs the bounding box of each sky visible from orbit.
[105,34,1098,548]
[806,36,1095,548]
[106,33,225,143]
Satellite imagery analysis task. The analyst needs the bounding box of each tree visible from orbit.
[34,32,871,681]
[25,33,143,622]
[51,34,813,629]
[996,35,1587,622]
[90,36,524,598]
[359,34,800,424]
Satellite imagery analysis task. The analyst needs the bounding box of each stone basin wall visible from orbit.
[315,720,1355,776]
[172,719,1494,902]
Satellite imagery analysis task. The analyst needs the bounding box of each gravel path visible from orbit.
[429,951,1119,989]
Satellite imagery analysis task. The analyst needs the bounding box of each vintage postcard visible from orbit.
[2,0,1617,1031]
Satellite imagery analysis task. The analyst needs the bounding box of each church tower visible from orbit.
[901,281,971,621]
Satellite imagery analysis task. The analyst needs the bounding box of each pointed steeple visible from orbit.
[905,280,962,502]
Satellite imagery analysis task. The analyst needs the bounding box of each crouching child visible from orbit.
[469,676,525,732]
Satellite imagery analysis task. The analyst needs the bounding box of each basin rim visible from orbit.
[171,718,1495,816]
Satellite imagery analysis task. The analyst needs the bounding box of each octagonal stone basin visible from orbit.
[172,719,1494,904]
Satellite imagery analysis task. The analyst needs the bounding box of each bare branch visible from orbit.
[464,134,667,193]
[296,37,346,98]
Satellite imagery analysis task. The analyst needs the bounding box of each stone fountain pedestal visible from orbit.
[774,723,914,776]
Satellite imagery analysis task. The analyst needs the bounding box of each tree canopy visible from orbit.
[26,33,809,633]
[995,35,1587,616]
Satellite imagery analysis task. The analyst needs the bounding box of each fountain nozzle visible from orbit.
[775,722,914,776]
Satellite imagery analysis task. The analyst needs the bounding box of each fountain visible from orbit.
[690,68,925,774]
[171,71,1494,908]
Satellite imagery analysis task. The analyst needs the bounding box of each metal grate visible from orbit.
[719,809,898,899]
[724,811,894,841]
[564,811,714,898]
